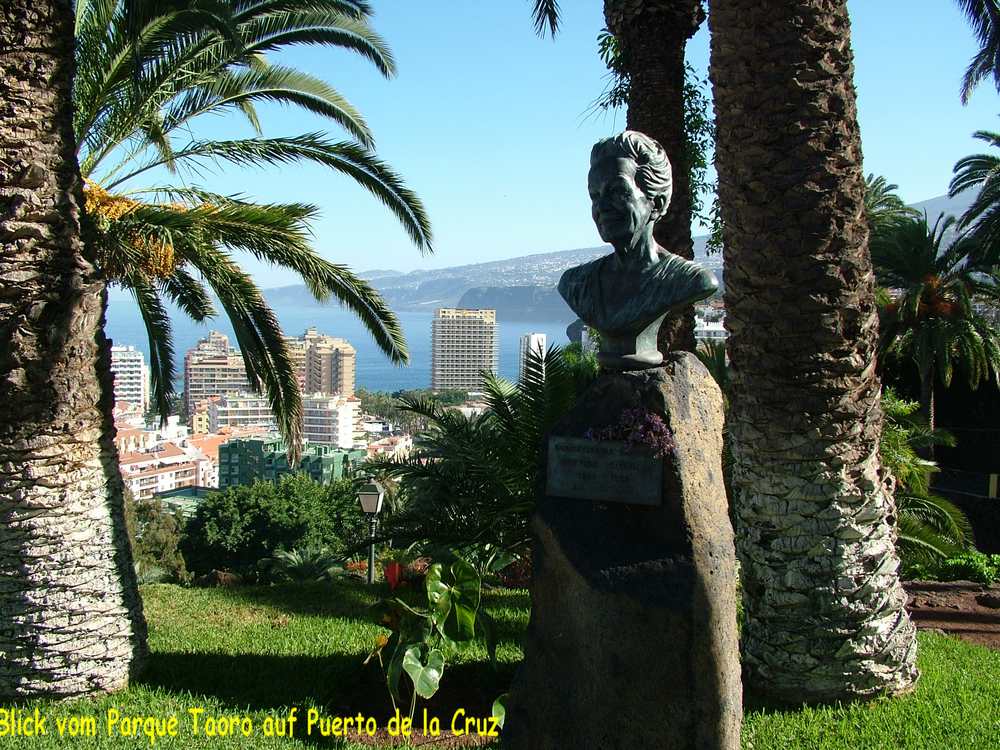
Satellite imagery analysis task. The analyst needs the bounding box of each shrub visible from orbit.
[180,475,367,576]
[124,490,190,584]
[259,546,345,583]
[904,551,1000,585]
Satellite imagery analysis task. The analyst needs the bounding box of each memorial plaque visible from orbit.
[546,436,662,505]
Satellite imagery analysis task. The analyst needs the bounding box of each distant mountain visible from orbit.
[909,191,974,222]
[262,192,969,318]
[457,286,574,321]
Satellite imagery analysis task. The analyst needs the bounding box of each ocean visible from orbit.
[104,293,573,393]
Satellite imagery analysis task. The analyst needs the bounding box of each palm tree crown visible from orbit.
[865,173,919,240]
[74,0,432,462]
[950,128,1000,250]
[954,1,1000,103]
[872,213,1000,429]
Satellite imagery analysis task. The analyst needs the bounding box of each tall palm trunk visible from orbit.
[605,0,705,353]
[708,0,918,702]
[0,0,147,697]
[919,371,936,459]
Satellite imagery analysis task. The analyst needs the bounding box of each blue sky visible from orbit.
[119,1,998,286]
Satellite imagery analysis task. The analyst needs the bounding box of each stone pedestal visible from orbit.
[503,353,741,750]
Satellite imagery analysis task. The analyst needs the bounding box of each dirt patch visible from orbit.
[904,580,1000,650]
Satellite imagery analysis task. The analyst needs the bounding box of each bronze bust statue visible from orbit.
[559,131,718,369]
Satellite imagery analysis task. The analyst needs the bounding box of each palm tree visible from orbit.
[865,173,920,240]
[75,0,432,461]
[709,0,919,703]
[0,0,147,697]
[872,214,1000,432]
[954,0,1000,103]
[368,346,596,556]
[695,338,729,398]
[950,128,1000,250]
[531,0,707,353]
[880,389,972,563]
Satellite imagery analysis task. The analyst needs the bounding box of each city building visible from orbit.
[305,335,356,396]
[114,425,158,456]
[207,392,278,433]
[218,436,364,487]
[302,393,361,449]
[110,345,149,410]
[281,327,358,396]
[518,332,547,381]
[366,434,413,461]
[431,308,499,392]
[694,317,728,341]
[119,442,203,500]
[183,331,251,415]
[113,400,146,429]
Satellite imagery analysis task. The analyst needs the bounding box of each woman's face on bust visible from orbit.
[588,157,654,246]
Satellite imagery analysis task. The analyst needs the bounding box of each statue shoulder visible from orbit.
[651,252,718,301]
[558,255,610,298]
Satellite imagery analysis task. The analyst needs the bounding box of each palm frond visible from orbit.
[105,135,432,253]
[955,1,1000,102]
[124,272,175,423]
[530,0,561,38]
[182,244,303,464]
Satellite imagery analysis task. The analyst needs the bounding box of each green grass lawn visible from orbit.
[1,581,998,748]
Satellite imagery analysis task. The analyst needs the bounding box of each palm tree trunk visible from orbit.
[0,0,147,697]
[605,0,705,353]
[708,0,918,703]
[919,373,936,459]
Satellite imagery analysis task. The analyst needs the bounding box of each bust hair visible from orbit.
[590,131,672,216]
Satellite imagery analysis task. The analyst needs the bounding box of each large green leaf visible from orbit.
[491,693,508,730]
[402,645,444,700]
[425,557,481,641]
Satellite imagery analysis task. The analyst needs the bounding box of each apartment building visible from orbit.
[218,436,364,487]
[430,308,499,392]
[119,442,202,500]
[110,345,149,409]
[207,393,277,433]
[305,336,356,396]
[183,332,251,415]
[302,393,360,449]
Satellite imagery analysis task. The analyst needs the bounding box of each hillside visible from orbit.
[262,191,972,319]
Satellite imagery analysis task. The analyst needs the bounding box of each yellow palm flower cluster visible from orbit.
[83,181,178,281]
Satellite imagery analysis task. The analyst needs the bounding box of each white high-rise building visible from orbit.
[184,331,251,415]
[518,333,547,382]
[430,309,499,392]
[110,345,149,409]
[207,393,277,433]
[302,394,360,449]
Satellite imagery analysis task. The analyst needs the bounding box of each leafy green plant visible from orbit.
[906,551,1000,585]
[366,556,497,721]
[872,214,1000,433]
[938,552,1000,584]
[258,546,345,583]
[124,490,190,584]
[181,476,366,576]
[367,345,596,556]
[880,388,972,564]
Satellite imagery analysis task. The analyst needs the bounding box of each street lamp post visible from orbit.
[357,480,385,585]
